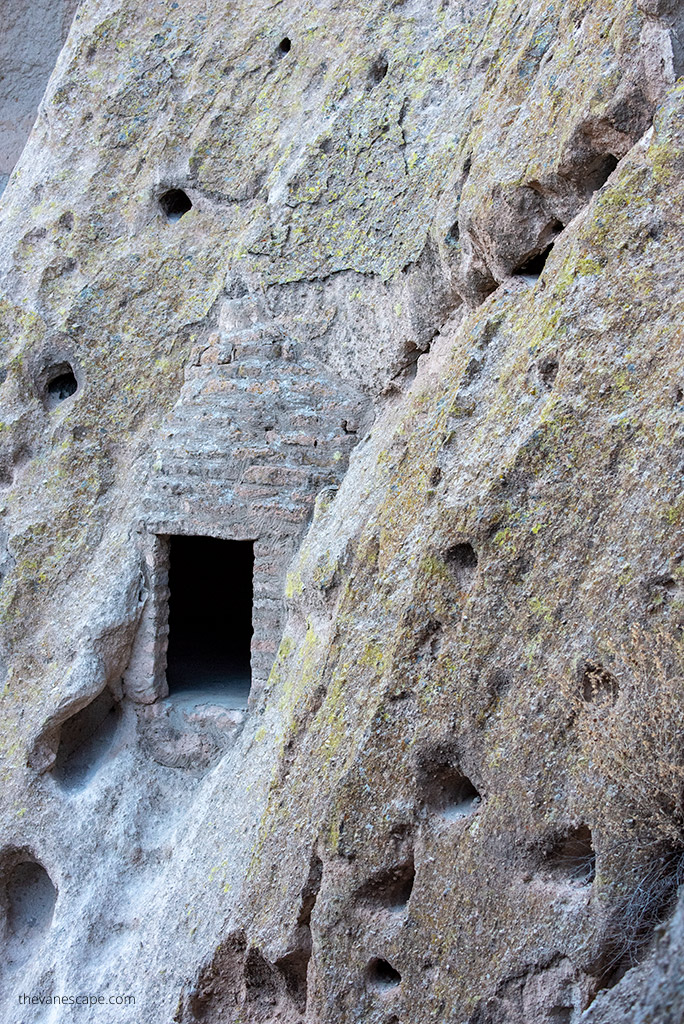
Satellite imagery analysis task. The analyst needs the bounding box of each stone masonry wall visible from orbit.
[135,276,369,698]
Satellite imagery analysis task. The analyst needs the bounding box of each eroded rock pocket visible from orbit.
[540,825,596,886]
[356,854,415,913]
[1,853,56,965]
[53,688,122,789]
[368,55,388,86]
[159,188,192,222]
[443,541,479,592]
[417,747,482,821]
[44,362,78,409]
[365,957,401,993]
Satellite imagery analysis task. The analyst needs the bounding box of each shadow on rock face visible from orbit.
[52,688,122,791]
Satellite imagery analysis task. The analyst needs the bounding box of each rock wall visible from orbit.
[1,1,684,1022]
[0,0,81,195]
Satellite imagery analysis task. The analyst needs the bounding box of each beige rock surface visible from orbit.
[1,1,684,1022]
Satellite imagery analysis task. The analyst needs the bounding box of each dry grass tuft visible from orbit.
[566,625,684,963]
[571,626,684,848]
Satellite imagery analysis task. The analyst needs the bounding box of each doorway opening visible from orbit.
[166,536,254,709]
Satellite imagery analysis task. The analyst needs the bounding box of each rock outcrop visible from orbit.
[1,1,684,1022]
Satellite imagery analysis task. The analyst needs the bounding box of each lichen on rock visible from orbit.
[1,1,684,1022]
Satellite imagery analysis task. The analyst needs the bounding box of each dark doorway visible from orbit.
[166,536,254,709]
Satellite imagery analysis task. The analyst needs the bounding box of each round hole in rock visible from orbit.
[159,188,192,222]
[4,858,56,959]
[366,958,401,992]
[45,363,77,408]
[277,37,292,56]
[369,55,389,86]
[445,541,478,570]
[53,688,121,790]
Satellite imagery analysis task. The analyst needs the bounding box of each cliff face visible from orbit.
[1,0,80,195]
[1,1,684,1022]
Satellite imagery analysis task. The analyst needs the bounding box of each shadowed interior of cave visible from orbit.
[45,363,78,408]
[166,535,254,709]
[159,188,192,221]
[514,243,555,278]
[513,220,564,279]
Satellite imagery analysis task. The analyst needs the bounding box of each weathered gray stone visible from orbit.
[0,0,80,195]
[1,1,684,1022]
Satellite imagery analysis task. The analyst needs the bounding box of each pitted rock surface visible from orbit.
[1,2,684,1023]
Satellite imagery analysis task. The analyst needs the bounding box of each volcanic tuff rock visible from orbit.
[1,0,684,1022]
[1,0,81,196]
